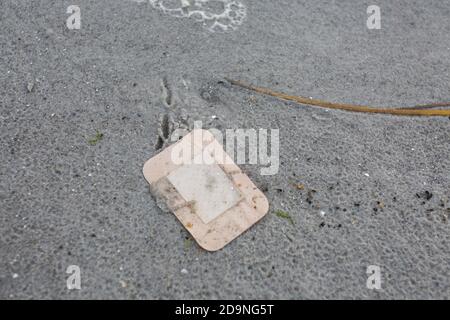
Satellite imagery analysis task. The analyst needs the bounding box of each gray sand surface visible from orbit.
[1,0,449,299]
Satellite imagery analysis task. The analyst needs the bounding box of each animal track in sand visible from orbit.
[155,78,194,150]
[148,0,247,32]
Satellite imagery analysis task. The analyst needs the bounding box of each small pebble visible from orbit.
[181,268,188,274]
[27,82,34,93]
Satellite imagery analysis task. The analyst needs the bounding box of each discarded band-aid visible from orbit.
[143,129,269,251]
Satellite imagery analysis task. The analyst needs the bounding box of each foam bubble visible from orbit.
[149,0,247,32]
